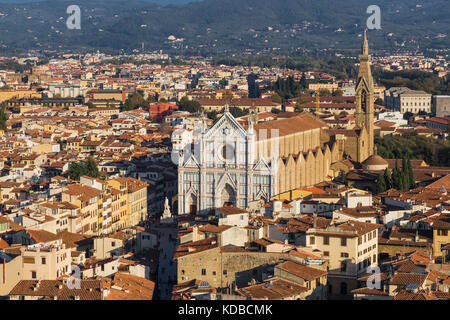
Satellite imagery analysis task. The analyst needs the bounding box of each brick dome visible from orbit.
[362,155,388,171]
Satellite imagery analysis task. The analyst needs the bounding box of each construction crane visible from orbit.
[315,84,320,114]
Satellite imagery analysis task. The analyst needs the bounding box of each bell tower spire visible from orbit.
[362,29,369,56]
[355,30,375,162]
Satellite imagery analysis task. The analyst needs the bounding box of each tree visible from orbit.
[122,91,146,111]
[401,158,409,188]
[300,72,308,89]
[219,78,228,89]
[376,173,386,194]
[68,158,100,181]
[85,158,100,178]
[406,158,415,189]
[177,96,202,113]
[401,172,409,191]
[146,95,156,104]
[86,101,96,109]
[332,89,344,97]
[295,101,304,113]
[122,99,135,111]
[271,108,281,114]
[271,93,283,103]
[0,107,8,131]
[222,91,233,99]
[375,134,450,167]
[207,110,218,121]
[392,160,401,189]
[403,112,413,121]
[319,89,331,97]
[228,107,248,118]
[383,168,392,190]
[68,162,84,181]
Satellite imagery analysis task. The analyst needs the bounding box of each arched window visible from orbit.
[361,90,367,112]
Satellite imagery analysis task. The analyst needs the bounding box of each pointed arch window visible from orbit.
[361,90,367,112]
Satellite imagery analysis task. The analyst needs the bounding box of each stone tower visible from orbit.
[355,30,375,160]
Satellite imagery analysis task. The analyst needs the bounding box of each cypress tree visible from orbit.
[0,107,8,131]
[401,172,409,191]
[401,158,409,188]
[383,168,392,190]
[407,158,415,189]
[376,173,386,194]
[392,160,400,189]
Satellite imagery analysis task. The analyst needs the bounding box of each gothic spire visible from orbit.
[362,29,369,56]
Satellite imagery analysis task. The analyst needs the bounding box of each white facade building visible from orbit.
[176,108,277,215]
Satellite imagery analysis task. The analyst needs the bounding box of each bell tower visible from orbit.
[355,30,374,160]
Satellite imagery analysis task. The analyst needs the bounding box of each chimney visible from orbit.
[192,225,200,242]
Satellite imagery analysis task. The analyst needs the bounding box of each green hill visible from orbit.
[0,0,447,54]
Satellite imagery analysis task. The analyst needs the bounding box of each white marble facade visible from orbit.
[176,108,277,215]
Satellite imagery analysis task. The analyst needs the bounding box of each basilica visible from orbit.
[177,32,375,215]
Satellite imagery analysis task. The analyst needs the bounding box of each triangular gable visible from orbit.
[185,185,199,198]
[256,188,268,201]
[253,157,272,172]
[204,112,248,141]
[183,153,200,168]
[215,172,237,191]
[355,76,371,94]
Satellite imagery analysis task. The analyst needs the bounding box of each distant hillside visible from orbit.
[0,0,447,54]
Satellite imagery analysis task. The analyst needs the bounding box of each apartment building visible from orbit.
[62,184,103,235]
[384,87,432,114]
[306,220,381,298]
[19,242,72,281]
[431,213,450,258]
[273,260,328,300]
[107,177,148,228]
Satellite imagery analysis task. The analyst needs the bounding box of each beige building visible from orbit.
[175,238,288,289]
[274,260,328,300]
[197,98,281,113]
[308,82,339,92]
[62,184,103,235]
[0,240,72,296]
[385,87,432,114]
[19,242,72,281]
[107,177,148,228]
[306,220,381,298]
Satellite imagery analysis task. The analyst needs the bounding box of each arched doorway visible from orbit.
[221,184,236,207]
[186,194,197,215]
